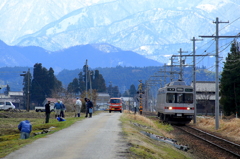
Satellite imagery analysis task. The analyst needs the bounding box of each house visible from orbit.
[121,97,135,110]
[0,91,23,109]
[191,81,220,114]
[95,93,110,109]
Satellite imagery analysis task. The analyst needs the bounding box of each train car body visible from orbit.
[156,80,194,124]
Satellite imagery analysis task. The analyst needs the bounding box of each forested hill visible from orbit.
[57,66,215,93]
[0,66,215,92]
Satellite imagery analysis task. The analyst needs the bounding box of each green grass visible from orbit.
[120,113,191,159]
[0,112,86,158]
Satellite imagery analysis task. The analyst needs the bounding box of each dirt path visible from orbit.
[4,113,128,159]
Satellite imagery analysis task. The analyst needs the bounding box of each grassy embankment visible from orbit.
[120,111,191,159]
[0,111,88,158]
[194,115,240,142]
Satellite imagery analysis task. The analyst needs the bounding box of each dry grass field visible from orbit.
[120,111,191,159]
[194,115,240,143]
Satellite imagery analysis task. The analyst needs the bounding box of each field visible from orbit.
[1,110,240,159]
[194,115,240,142]
[0,110,84,158]
[120,111,191,159]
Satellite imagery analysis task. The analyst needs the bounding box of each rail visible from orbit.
[175,125,240,158]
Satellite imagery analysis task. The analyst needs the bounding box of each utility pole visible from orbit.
[178,48,188,80]
[89,71,93,101]
[20,68,30,111]
[191,37,203,124]
[109,81,112,97]
[85,59,88,98]
[199,17,240,130]
[137,80,143,115]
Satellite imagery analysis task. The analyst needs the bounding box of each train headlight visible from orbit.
[187,107,190,110]
[169,107,172,110]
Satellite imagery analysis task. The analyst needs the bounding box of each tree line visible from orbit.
[220,42,240,116]
[21,63,136,110]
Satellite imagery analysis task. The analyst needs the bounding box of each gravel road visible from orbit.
[4,113,128,159]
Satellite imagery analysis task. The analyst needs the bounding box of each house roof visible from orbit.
[191,81,216,92]
[9,91,23,96]
[121,97,134,102]
[97,93,110,97]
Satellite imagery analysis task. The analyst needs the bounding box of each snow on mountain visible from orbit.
[0,0,114,44]
[0,0,240,66]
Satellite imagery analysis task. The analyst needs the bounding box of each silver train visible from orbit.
[156,80,194,124]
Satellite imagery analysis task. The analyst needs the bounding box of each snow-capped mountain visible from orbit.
[0,0,114,44]
[0,0,240,65]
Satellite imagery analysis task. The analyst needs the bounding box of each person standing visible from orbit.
[133,102,137,114]
[54,100,62,118]
[84,98,88,118]
[75,97,82,117]
[86,98,93,118]
[60,101,66,118]
[18,120,32,139]
[45,101,51,123]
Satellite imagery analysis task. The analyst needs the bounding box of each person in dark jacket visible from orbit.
[18,120,32,139]
[45,101,51,123]
[84,98,88,118]
[85,98,93,118]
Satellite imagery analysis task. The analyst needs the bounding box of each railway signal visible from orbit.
[137,80,144,115]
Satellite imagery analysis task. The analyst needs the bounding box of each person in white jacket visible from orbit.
[75,97,82,117]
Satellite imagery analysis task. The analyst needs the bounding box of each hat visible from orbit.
[76,97,79,99]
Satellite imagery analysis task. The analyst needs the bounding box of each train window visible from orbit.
[177,93,184,103]
[185,94,193,103]
[167,93,193,103]
[185,88,193,92]
[166,93,175,103]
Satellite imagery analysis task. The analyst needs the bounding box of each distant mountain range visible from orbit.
[0,40,162,72]
[0,0,239,66]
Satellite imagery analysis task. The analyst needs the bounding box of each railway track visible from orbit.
[175,125,240,158]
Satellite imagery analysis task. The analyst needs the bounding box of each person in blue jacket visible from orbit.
[18,120,32,139]
[60,101,66,118]
[54,100,62,118]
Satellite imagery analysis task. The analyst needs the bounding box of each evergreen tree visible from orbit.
[31,63,62,105]
[31,63,47,104]
[78,72,86,93]
[220,42,240,116]
[92,70,106,92]
[67,78,79,94]
[112,86,121,97]
[129,84,137,97]
[123,90,129,97]
[4,84,10,95]
[47,67,55,96]
[22,70,32,110]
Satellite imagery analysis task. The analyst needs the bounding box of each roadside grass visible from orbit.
[195,116,240,142]
[120,111,191,159]
[0,111,97,158]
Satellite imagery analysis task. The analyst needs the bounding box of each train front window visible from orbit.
[166,93,175,103]
[166,93,193,103]
[185,94,193,103]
